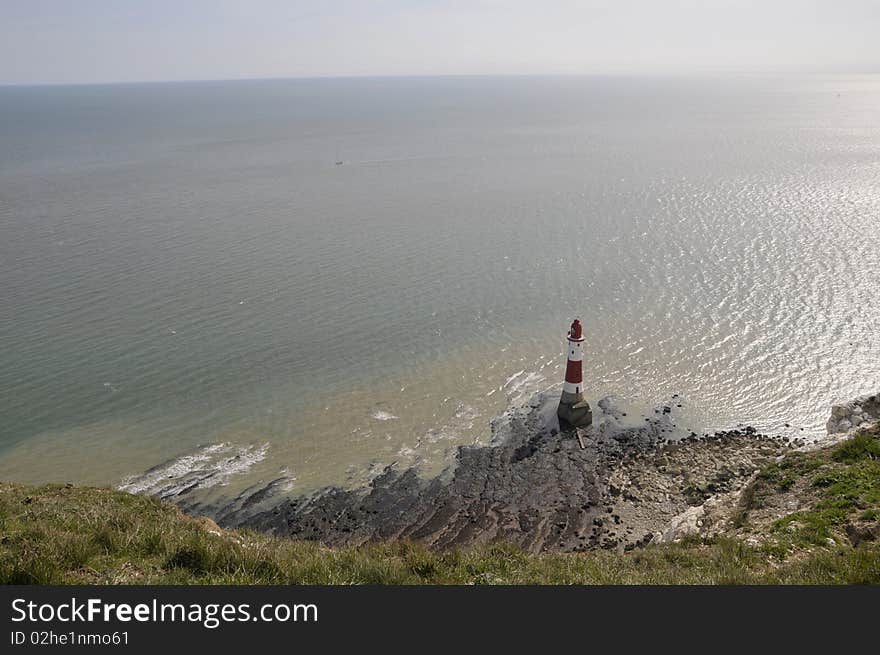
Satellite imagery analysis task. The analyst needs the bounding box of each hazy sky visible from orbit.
[1,1,878,84]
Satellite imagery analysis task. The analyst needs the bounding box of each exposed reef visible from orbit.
[204,394,798,553]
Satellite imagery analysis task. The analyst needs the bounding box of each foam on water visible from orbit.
[371,409,400,421]
[117,442,269,498]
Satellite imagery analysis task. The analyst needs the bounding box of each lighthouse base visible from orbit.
[557,392,593,429]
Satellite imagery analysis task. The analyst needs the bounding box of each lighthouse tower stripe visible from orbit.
[565,358,582,382]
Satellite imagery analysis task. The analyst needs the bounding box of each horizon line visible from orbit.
[2,69,879,89]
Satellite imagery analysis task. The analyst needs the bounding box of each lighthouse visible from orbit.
[557,319,592,428]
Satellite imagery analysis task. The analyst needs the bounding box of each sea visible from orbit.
[1,74,878,502]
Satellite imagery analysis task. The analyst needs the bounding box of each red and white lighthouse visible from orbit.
[557,319,593,428]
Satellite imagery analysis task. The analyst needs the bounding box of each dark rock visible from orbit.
[845,522,880,547]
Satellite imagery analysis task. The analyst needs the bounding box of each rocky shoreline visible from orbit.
[243,427,793,553]
[178,395,802,553]
[149,391,880,554]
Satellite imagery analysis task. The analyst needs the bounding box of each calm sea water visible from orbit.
[1,75,878,498]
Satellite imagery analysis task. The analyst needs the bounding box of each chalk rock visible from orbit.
[825,392,880,435]
[661,505,705,542]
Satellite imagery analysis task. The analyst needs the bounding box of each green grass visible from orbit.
[2,426,879,585]
[758,451,823,492]
[761,425,880,560]
[832,430,880,463]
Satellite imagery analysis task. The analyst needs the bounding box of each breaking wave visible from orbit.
[371,409,399,421]
[117,442,269,499]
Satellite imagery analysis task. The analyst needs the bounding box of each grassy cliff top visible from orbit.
[2,426,879,585]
